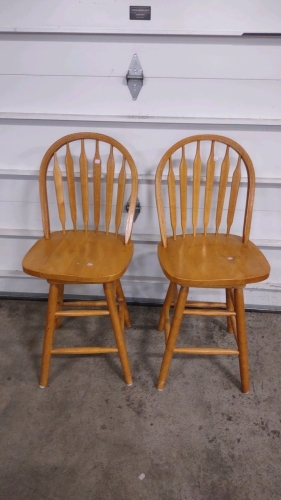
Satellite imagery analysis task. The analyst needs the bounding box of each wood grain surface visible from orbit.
[23,230,134,283]
[157,233,270,287]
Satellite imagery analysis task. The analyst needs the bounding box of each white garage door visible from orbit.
[0,0,280,308]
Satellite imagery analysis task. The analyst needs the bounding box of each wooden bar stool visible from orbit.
[22,132,138,387]
[155,134,270,393]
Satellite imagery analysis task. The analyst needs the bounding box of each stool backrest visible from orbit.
[39,132,138,245]
[155,135,255,247]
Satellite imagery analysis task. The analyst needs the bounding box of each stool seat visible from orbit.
[158,233,270,288]
[23,230,134,284]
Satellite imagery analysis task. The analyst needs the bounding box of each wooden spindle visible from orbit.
[167,157,177,239]
[155,172,167,248]
[203,141,215,235]
[227,155,241,235]
[93,140,101,232]
[179,146,187,238]
[115,157,126,236]
[53,153,66,233]
[79,139,89,232]
[192,141,201,236]
[216,145,230,234]
[105,145,115,234]
[65,144,76,231]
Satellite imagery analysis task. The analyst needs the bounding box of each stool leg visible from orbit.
[40,283,59,388]
[226,288,234,334]
[116,281,125,332]
[55,284,64,329]
[157,286,188,390]
[104,282,132,386]
[116,279,131,328]
[234,288,250,394]
[173,284,179,307]
[164,283,178,344]
[157,282,175,331]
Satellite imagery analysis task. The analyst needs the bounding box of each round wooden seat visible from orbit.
[23,230,134,284]
[158,234,270,288]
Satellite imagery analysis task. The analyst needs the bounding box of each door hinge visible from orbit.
[126,54,144,100]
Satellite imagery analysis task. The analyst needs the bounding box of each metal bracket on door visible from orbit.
[126,54,144,100]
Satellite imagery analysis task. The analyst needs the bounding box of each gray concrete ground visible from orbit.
[0,299,280,500]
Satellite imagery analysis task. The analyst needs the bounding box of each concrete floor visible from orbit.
[0,299,280,500]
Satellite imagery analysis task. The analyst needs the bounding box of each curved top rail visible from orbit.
[39,132,138,244]
[155,134,255,246]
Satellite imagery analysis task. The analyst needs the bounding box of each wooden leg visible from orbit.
[104,282,133,386]
[55,284,64,328]
[164,283,178,344]
[113,280,117,299]
[116,279,131,328]
[40,283,59,388]
[157,282,175,331]
[234,288,250,394]
[115,281,125,331]
[173,284,178,307]
[230,289,238,340]
[226,288,234,333]
[164,299,171,345]
[157,286,189,390]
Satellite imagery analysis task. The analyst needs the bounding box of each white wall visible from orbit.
[0,2,280,308]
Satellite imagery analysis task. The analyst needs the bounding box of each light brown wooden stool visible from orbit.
[155,134,270,393]
[22,132,138,387]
